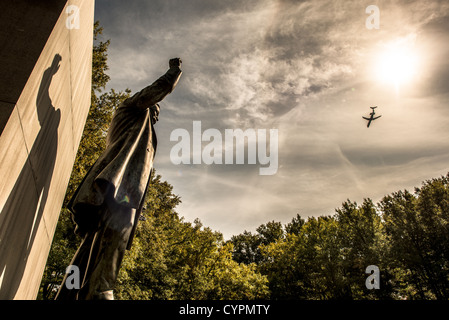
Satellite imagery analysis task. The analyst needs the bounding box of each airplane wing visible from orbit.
[373,115,381,120]
[362,117,370,120]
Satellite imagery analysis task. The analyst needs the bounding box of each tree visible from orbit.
[229,231,263,265]
[256,176,449,300]
[229,221,284,265]
[285,214,305,235]
[258,215,340,299]
[380,174,449,299]
[334,199,393,299]
[256,202,391,300]
[115,173,269,300]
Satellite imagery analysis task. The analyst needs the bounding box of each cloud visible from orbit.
[94,0,449,238]
[100,0,360,122]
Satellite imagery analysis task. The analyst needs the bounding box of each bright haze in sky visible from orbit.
[95,0,449,239]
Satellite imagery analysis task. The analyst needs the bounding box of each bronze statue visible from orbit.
[55,58,182,300]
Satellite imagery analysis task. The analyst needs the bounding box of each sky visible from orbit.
[94,0,449,239]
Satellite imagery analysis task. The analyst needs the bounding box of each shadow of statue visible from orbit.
[0,54,62,299]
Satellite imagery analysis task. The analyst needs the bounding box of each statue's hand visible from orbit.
[169,58,182,68]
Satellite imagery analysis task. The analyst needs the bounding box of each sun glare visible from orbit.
[375,38,420,90]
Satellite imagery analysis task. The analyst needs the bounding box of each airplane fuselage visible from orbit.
[363,108,381,127]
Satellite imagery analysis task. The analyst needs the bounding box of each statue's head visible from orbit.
[150,104,160,124]
[51,54,62,73]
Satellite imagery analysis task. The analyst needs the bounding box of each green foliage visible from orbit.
[231,175,449,300]
[39,208,79,300]
[115,173,269,300]
[91,21,110,92]
[228,221,284,265]
[380,176,449,299]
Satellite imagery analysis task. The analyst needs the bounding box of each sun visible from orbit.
[374,38,420,89]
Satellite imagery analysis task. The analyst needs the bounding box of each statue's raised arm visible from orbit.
[121,58,182,111]
[56,58,182,301]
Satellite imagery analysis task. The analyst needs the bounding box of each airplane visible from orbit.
[363,106,381,128]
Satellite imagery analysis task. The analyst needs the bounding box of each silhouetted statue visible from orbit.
[55,58,182,300]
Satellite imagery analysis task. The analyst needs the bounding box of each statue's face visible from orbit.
[150,104,160,124]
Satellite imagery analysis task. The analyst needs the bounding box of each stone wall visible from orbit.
[0,0,94,299]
